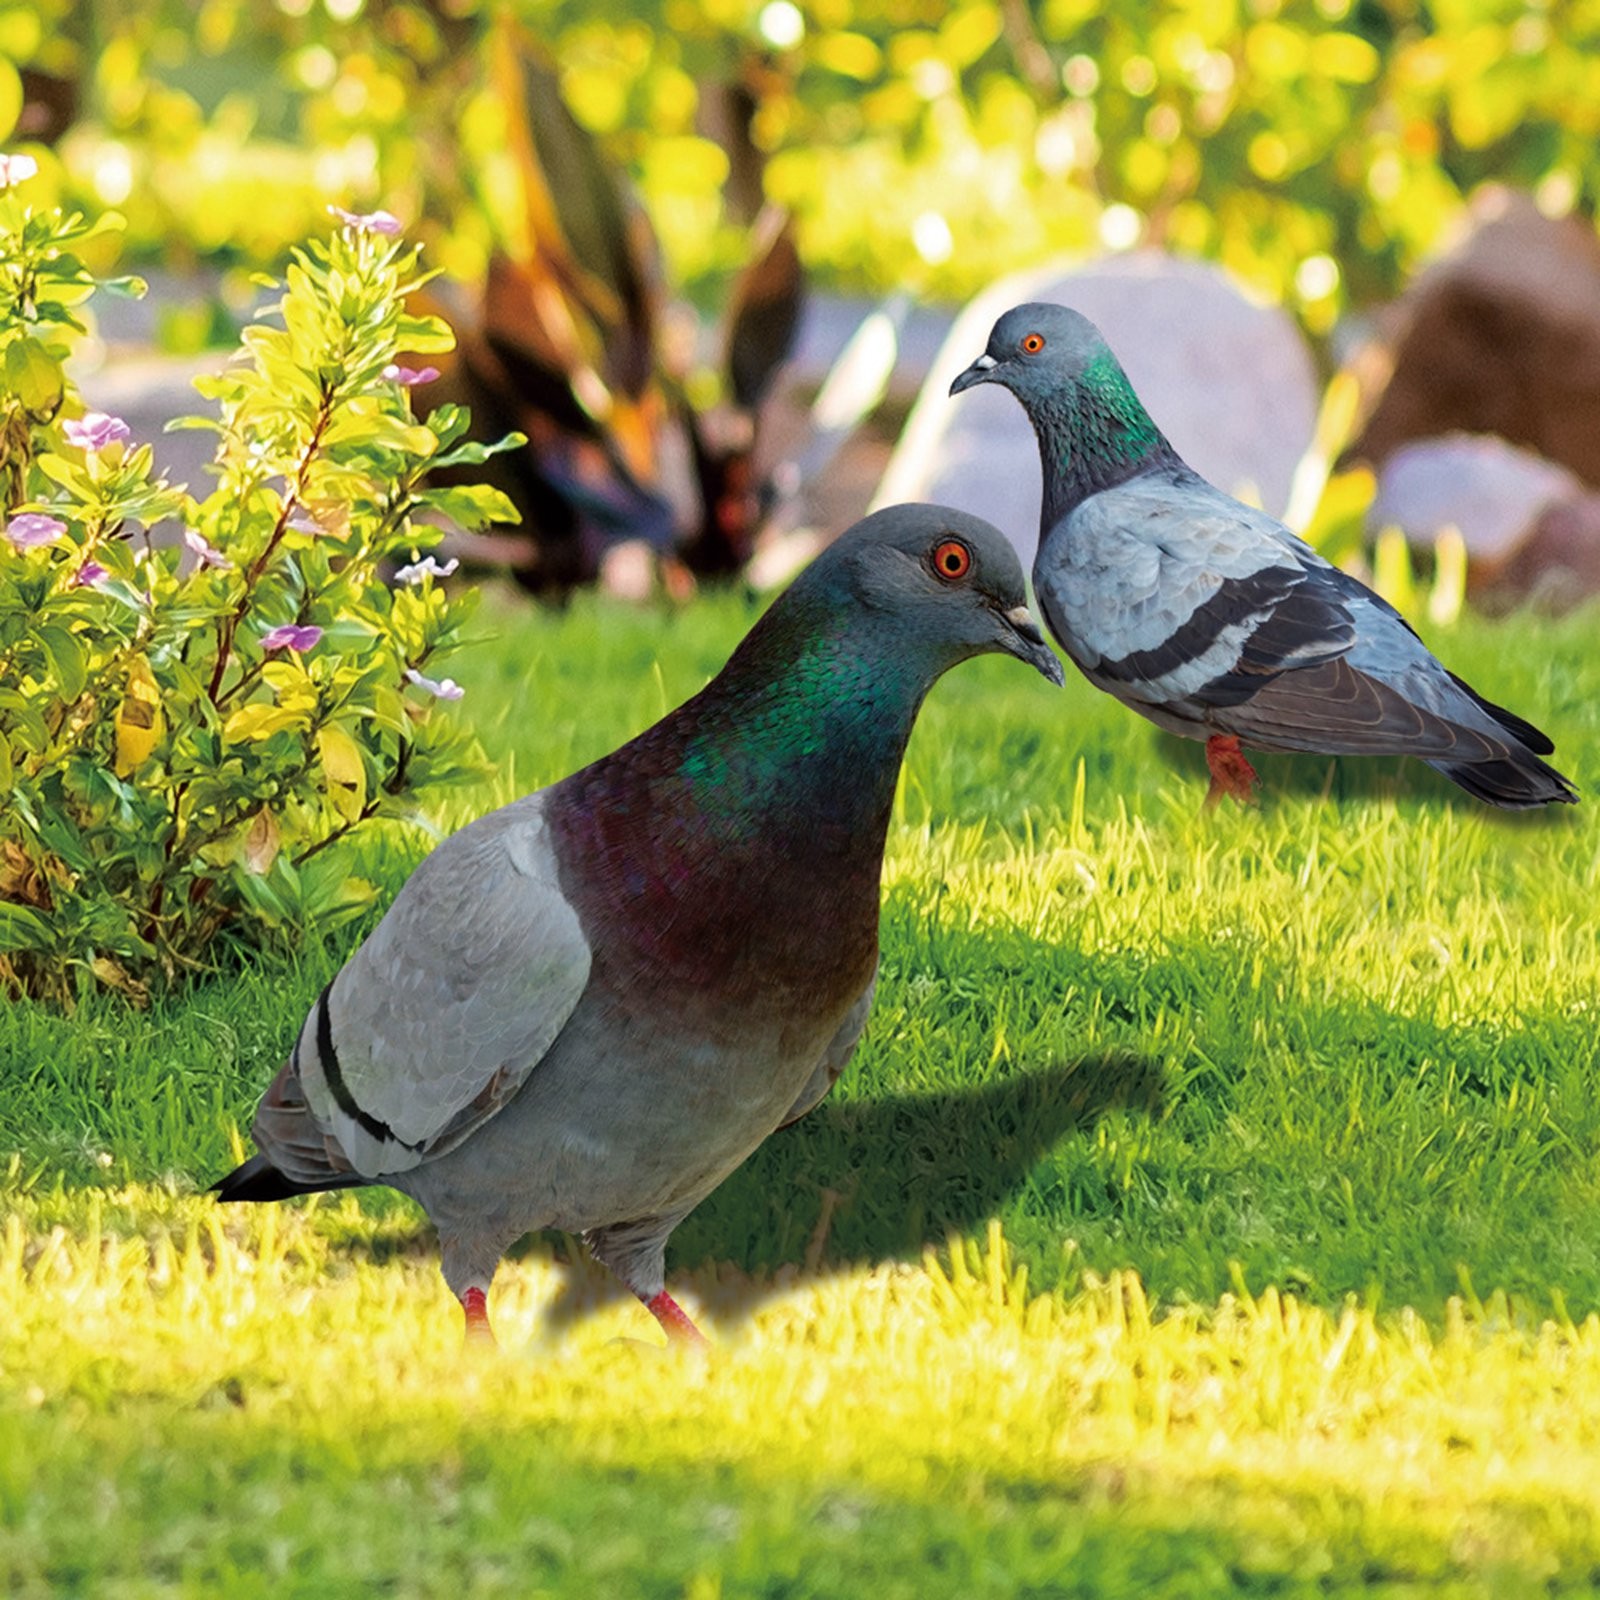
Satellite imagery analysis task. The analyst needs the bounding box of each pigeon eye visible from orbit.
[1021,332,1045,354]
[931,539,972,581]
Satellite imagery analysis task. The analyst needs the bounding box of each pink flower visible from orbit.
[392,554,459,585]
[0,152,38,189]
[328,205,403,236]
[383,363,440,388]
[5,512,66,549]
[285,506,322,534]
[63,411,132,452]
[72,559,109,588]
[183,528,232,570]
[261,624,323,653]
[405,667,465,701]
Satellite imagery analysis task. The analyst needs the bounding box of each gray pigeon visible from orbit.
[950,303,1577,809]
[212,504,1063,1344]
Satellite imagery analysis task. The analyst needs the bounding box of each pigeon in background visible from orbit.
[212,504,1063,1346]
[951,303,1576,809]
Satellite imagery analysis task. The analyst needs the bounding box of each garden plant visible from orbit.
[6,2,1600,1596]
[0,178,519,1005]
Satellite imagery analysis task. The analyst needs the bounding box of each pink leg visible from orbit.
[461,1285,496,1347]
[1204,734,1260,809]
[643,1289,708,1347]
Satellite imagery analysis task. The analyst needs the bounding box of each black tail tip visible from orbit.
[1435,755,1579,809]
[210,1153,303,1203]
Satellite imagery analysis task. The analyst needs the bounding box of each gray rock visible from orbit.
[1371,433,1582,564]
[1490,492,1600,613]
[873,253,1319,560]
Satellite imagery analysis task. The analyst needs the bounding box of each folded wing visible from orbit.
[257,796,592,1182]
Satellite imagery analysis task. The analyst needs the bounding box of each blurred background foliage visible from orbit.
[4,0,1599,343]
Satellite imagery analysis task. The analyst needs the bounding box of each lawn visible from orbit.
[6,587,1600,1595]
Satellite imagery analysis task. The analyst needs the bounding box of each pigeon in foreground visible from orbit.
[950,303,1576,809]
[212,504,1063,1345]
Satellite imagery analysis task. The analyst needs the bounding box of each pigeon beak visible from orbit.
[997,604,1065,685]
[949,353,999,396]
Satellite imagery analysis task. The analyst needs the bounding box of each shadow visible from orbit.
[537,1051,1163,1332]
[1152,730,1581,824]
[252,903,1600,1335]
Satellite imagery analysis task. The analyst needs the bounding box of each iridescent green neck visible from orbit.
[1033,349,1180,531]
[674,615,932,838]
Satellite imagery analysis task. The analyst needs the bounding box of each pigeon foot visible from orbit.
[643,1289,709,1347]
[461,1286,496,1347]
[1204,735,1259,809]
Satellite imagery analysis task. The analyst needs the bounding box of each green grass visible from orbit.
[6,588,1600,1594]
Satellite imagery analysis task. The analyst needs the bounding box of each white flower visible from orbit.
[392,555,460,585]
[0,152,39,189]
[328,204,403,236]
[405,667,465,701]
[184,528,232,569]
[383,363,440,387]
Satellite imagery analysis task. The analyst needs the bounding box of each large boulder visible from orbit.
[1347,187,1600,485]
[872,253,1319,560]
[1370,433,1581,567]
[1368,432,1600,611]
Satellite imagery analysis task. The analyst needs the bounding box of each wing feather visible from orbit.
[276,794,592,1179]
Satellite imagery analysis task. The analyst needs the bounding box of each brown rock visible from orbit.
[1347,188,1600,486]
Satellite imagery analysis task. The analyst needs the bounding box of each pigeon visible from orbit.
[950,303,1577,809]
[212,504,1063,1345]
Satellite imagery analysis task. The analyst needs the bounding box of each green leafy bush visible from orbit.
[0,170,521,1006]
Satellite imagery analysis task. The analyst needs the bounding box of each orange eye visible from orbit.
[932,539,972,581]
[1021,332,1045,354]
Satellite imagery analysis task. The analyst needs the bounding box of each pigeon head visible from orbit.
[783,503,1064,686]
[948,302,1113,405]
[949,303,1179,528]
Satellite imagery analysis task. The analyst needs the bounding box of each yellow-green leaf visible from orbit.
[114,657,164,777]
[318,723,368,823]
[223,703,304,743]
[5,336,64,413]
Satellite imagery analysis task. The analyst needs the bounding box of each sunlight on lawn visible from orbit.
[6,1200,1600,1590]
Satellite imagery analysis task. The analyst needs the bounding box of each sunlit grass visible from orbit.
[6,588,1600,1592]
[6,1198,1600,1595]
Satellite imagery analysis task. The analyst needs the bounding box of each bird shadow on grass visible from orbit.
[1152,730,1580,824]
[534,1049,1163,1334]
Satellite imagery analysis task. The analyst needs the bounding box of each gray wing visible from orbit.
[776,969,877,1130]
[1037,475,1355,709]
[261,794,592,1180]
[1037,474,1533,758]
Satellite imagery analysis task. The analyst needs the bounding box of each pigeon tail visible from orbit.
[1444,670,1557,755]
[1426,747,1578,809]
[209,1152,363,1203]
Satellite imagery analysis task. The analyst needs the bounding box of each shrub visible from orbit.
[0,169,521,1006]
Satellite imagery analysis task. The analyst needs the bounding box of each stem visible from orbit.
[204,387,337,704]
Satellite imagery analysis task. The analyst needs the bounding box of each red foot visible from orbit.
[461,1286,496,1346]
[1204,734,1259,809]
[644,1289,709,1347]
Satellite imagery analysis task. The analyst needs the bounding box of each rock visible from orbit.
[1370,433,1581,567]
[873,252,1320,560]
[1347,187,1600,485]
[1493,492,1600,613]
